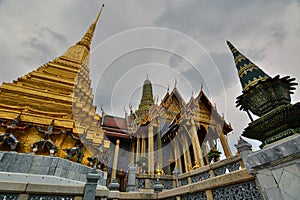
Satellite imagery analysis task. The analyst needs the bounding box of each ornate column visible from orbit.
[148,125,154,174]
[168,149,174,175]
[141,135,146,156]
[111,139,120,181]
[157,121,163,169]
[174,139,182,171]
[183,124,199,165]
[136,137,140,162]
[182,135,192,172]
[130,141,136,163]
[190,120,204,166]
[218,128,233,158]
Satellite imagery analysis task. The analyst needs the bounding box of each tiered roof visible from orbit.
[0,4,107,149]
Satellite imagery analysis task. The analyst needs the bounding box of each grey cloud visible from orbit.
[270,24,287,44]
[209,52,238,89]
[19,25,68,67]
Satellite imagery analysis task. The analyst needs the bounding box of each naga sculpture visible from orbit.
[33,119,63,155]
[63,143,85,163]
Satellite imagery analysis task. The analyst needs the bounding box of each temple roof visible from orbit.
[160,87,186,116]
[195,90,232,133]
[102,115,128,130]
[101,115,132,140]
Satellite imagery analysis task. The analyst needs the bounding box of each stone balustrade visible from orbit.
[0,169,260,200]
[134,155,261,199]
[178,154,243,186]
[136,155,243,190]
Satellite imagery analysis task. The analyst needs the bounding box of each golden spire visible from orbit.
[77,4,104,50]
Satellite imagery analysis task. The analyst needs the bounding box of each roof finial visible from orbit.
[100,104,105,116]
[77,3,105,50]
[174,78,177,88]
[129,103,133,115]
[94,4,105,24]
[167,84,170,93]
[123,105,128,117]
[146,74,149,80]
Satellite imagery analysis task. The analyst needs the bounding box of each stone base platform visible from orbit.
[243,134,300,200]
[0,151,107,186]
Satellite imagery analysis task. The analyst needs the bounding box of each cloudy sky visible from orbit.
[0,0,300,151]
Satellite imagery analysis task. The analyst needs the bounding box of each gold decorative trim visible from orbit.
[234,54,246,64]
[244,76,268,90]
[0,104,70,117]
[238,63,257,77]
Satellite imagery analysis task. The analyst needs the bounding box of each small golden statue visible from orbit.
[192,161,200,170]
[155,163,164,175]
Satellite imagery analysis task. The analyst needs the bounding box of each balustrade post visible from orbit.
[83,168,100,200]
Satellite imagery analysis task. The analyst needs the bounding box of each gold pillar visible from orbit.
[168,159,172,175]
[141,135,146,156]
[136,137,140,162]
[148,125,154,174]
[190,120,204,166]
[168,149,174,175]
[111,139,120,181]
[130,141,136,163]
[218,129,233,158]
[182,135,192,172]
[184,124,200,166]
[157,122,163,169]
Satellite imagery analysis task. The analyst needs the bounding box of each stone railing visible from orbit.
[134,155,261,199]
[157,168,261,200]
[136,155,243,190]
[157,155,261,200]
[136,173,175,190]
[178,154,243,186]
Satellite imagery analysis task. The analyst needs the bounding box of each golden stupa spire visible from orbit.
[77,4,104,50]
[0,3,108,156]
[61,3,105,63]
